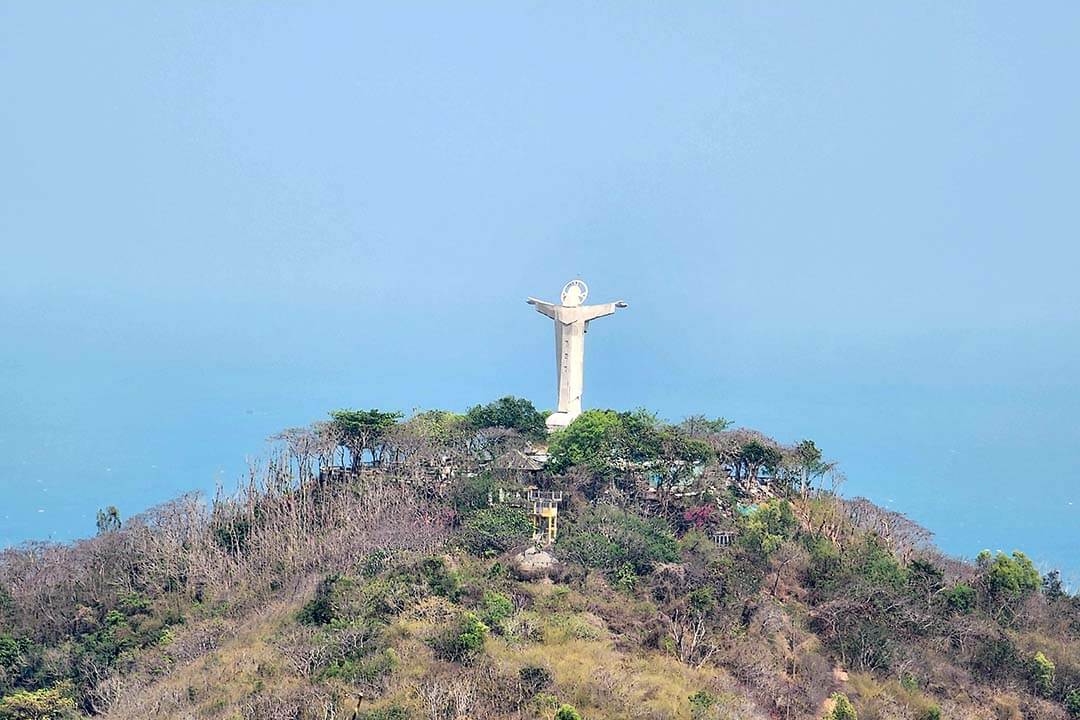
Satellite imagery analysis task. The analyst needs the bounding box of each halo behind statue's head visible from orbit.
[560,279,588,307]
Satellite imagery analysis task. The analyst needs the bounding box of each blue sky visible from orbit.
[1,3,1078,578]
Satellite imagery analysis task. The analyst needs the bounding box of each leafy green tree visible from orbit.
[0,635,21,669]
[979,550,1041,598]
[547,409,694,482]
[612,409,664,464]
[401,409,468,450]
[0,584,13,632]
[829,692,857,720]
[417,556,461,599]
[95,506,121,534]
[356,708,408,720]
[460,507,532,556]
[1030,651,1055,697]
[329,409,403,468]
[853,536,908,591]
[907,557,945,608]
[649,428,712,507]
[791,439,832,495]
[0,681,77,720]
[0,635,34,696]
[725,438,784,491]
[1043,569,1067,602]
[559,505,678,575]
[546,410,622,473]
[944,583,976,613]
[465,396,547,439]
[741,500,796,557]
[978,550,1041,619]
[449,473,496,513]
[679,415,732,437]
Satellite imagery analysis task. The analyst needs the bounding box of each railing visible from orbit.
[528,490,563,502]
[713,530,738,546]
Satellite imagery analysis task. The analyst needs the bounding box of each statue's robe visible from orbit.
[530,300,618,428]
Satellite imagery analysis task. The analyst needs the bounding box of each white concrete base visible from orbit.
[545,411,578,431]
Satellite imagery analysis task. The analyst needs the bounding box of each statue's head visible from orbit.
[560,279,588,307]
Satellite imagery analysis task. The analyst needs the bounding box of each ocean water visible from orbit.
[2,314,1077,590]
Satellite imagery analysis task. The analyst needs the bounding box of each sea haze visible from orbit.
[1,3,1078,585]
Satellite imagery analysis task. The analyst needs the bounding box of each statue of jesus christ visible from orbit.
[527,280,628,431]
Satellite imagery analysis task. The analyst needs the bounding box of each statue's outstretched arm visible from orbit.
[527,297,557,319]
[581,301,627,321]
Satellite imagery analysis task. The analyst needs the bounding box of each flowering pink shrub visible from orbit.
[683,505,718,529]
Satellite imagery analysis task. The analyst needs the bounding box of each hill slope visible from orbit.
[2,402,1079,720]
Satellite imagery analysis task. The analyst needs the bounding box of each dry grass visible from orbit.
[100,595,324,720]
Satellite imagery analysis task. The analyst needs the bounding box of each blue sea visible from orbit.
[2,308,1077,590]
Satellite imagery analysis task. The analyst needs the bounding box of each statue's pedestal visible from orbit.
[545,411,578,431]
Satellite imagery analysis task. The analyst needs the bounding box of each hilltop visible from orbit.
[2,397,1078,720]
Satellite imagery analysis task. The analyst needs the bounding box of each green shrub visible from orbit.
[361,549,394,578]
[417,557,461,599]
[829,692,857,720]
[689,690,717,719]
[322,648,398,684]
[117,592,151,616]
[921,706,941,720]
[972,636,1018,680]
[554,704,583,720]
[805,535,844,592]
[355,557,460,619]
[613,563,638,593]
[1043,570,1067,601]
[559,531,619,570]
[1031,651,1055,697]
[432,612,488,663]
[688,587,717,614]
[853,536,908,590]
[0,681,77,720]
[559,505,678,575]
[359,577,410,620]
[1065,688,1080,718]
[944,583,976,613]
[460,507,533,556]
[480,591,513,630]
[357,705,409,720]
[0,635,26,671]
[299,574,343,625]
[0,584,14,630]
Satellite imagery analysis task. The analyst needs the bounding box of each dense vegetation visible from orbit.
[1,396,1078,720]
